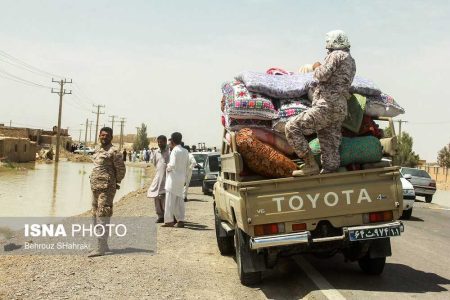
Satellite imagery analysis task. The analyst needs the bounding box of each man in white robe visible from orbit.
[183,152,198,202]
[147,135,170,223]
[163,132,190,228]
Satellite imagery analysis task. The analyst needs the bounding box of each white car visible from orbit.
[400,176,415,220]
[74,147,95,155]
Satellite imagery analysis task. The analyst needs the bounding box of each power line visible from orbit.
[0,49,65,79]
[0,68,53,89]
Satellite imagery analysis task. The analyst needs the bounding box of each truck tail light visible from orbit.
[429,181,436,187]
[292,223,307,232]
[364,211,393,223]
[254,223,285,236]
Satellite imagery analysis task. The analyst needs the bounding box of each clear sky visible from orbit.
[0,0,449,161]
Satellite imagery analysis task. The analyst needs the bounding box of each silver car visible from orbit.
[400,167,436,203]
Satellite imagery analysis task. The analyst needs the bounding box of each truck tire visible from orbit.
[214,209,234,255]
[358,254,386,275]
[234,225,262,286]
[425,195,433,203]
[402,208,412,220]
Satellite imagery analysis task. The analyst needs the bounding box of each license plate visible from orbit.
[349,225,402,241]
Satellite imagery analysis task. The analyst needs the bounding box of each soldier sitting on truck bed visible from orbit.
[286,30,356,176]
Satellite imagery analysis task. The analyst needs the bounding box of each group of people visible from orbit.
[146,132,194,228]
[122,148,151,163]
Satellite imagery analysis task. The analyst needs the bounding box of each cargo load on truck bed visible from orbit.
[220,68,404,179]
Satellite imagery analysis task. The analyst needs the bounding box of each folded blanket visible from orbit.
[342,94,367,133]
[221,114,272,131]
[272,99,311,133]
[235,71,314,99]
[310,135,383,166]
[236,128,297,178]
[365,93,405,118]
[350,76,382,96]
[222,81,278,120]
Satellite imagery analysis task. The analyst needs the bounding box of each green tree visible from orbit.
[437,144,450,167]
[133,123,149,151]
[383,126,420,167]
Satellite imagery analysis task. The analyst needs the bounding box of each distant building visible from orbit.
[0,137,37,162]
[0,125,72,162]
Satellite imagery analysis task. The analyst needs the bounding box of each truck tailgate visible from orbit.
[240,167,402,226]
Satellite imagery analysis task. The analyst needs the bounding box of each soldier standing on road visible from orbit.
[147,135,170,223]
[287,30,356,176]
[88,127,126,257]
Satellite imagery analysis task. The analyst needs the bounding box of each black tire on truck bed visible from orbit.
[358,254,386,275]
[234,224,262,286]
[214,208,234,255]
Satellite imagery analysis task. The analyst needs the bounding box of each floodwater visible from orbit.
[0,161,146,217]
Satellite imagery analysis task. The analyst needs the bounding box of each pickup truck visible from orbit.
[213,118,404,285]
[74,147,95,155]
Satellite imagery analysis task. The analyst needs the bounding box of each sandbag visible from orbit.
[222,81,278,120]
[236,128,297,178]
[365,93,405,118]
[309,136,383,166]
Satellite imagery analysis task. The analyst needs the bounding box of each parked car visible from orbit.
[400,167,436,203]
[400,175,415,219]
[74,146,95,155]
[189,152,208,187]
[202,153,221,195]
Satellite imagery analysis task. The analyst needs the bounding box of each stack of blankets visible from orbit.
[221,69,405,178]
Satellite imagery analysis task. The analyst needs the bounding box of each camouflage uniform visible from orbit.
[286,49,356,171]
[90,143,126,218]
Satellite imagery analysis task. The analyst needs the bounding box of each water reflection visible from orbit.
[0,161,146,217]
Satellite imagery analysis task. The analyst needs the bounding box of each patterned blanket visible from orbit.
[235,71,314,99]
[365,93,405,118]
[222,81,278,120]
[350,76,382,96]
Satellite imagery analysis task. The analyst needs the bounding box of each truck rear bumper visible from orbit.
[249,221,404,250]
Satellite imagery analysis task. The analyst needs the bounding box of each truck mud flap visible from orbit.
[368,238,392,258]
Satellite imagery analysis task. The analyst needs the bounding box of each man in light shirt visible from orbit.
[163,132,190,228]
[146,135,170,223]
[183,151,198,202]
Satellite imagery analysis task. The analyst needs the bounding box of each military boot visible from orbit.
[87,239,106,257]
[87,217,110,257]
[293,152,320,176]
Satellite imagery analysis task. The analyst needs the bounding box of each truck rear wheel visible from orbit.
[358,254,386,275]
[234,225,262,286]
[214,209,234,255]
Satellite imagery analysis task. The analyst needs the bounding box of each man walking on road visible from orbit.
[88,127,126,257]
[163,132,190,228]
[147,135,170,223]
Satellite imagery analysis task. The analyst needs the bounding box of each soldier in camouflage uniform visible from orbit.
[88,127,126,257]
[286,30,356,176]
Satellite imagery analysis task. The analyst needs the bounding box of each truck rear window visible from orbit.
[401,168,431,179]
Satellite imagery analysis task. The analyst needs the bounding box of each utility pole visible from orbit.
[109,115,118,133]
[119,118,126,150]
[395,119,408,139]
[51,78,72,162]
[78,123,84,143]
[92,104,105,145]
[84,118,88,154]
[89,120,93,144]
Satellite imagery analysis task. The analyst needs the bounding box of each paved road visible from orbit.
[208,189,450,299]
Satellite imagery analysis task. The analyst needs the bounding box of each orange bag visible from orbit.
[236,128,297,178]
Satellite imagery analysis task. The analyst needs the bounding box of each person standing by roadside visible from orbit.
[163,132,190,228]
[183,152,197,202]
[122,149,127,162]
[147,136,170,223]
[88,127,126,257]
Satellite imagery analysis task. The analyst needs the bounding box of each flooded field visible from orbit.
[0,161,147,217]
